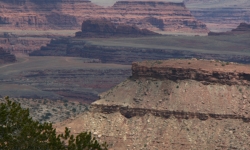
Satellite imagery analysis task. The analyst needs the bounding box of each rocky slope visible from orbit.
[56,59,250,149]
[0,47,16,63]
[0,0,208,33]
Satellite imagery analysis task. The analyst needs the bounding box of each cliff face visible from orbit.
[0,0,100,29]
[56,59,250,149]
[0,0,208,33]
[0,47,16,63]
[108,1,208,33]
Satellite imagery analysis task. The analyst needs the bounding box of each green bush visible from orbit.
[0,96,108,150]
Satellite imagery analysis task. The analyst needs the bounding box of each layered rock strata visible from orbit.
[108,1,208,33]
[0,47,16,63]
[56,59,250,149]
[0,0,208,33]
[0,32,51,53]
[30,36,250,64]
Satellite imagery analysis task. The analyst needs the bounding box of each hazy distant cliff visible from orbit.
[0,0,208,33]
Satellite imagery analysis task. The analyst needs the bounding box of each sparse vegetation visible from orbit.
[0,96,108,150]
[0,97,86,123]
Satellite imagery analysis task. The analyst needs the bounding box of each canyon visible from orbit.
[56,59,250,149]
[0,56,130,103]
[0,0,208,33]
[30,25,250,64]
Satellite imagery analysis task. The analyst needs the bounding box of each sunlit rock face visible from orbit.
[56,59,250,150]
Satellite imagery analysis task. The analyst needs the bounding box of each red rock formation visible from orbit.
[0,0,208,33]
[109,1,208,33]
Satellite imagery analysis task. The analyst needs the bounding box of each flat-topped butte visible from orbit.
[132,59,250,85]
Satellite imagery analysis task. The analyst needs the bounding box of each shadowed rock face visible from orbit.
[75,19,159,38]
[0,47,16,63]
[56,59,250,149]
[0,0,208,33]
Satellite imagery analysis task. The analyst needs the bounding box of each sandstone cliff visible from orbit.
[56,59,250,149]
[0,0,208,33]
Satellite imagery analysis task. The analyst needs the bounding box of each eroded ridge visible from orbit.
[90,104,250,122]
[132,59,250,85]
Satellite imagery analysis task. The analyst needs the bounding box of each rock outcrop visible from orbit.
[208,22,250,36]
[0,0,208,33]
[56,59,250,149]
[108,1,208,33]
[0,47,16,63]
[75,19,159,38]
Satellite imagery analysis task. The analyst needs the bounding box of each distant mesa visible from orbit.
[0,0,208,33]
[208,22,250,36]
[0,47,16,64]
[75,19,160,38]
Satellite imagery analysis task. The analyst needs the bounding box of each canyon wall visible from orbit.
[56,59,250,149]
[0,0,208,33]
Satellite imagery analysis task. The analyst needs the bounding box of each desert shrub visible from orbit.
[0,96,108,150]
